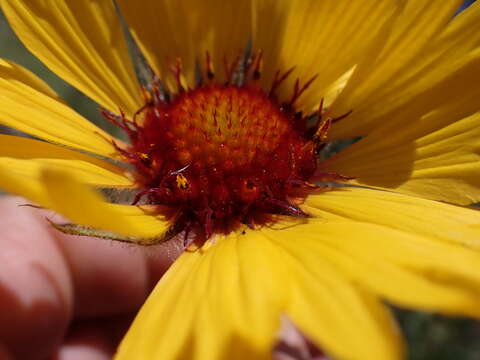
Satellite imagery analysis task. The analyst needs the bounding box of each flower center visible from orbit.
[105,51,350,246]
[122,83,319,241]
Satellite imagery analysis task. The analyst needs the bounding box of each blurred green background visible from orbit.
[2,3,480,360]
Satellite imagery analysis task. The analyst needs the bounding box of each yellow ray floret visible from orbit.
[252,0,400,112]
[0,0,142,115]
[117,230,288,360]
[330,0,475,139]
[323,111,480,204]
[0,59,117,156]
[117,0,252,89]
[0,134,124,174]
[0,162,167,239]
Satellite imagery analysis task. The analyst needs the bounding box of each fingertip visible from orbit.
[52,220,183,317]
[54,233,150,318]
[0,197,73,359]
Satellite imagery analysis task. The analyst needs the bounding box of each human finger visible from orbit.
[0,197,73,360]
[50,215,183,318]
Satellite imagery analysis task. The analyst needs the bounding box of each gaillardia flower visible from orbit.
[1,0,480,359]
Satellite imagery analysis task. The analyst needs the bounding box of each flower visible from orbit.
[1,0,480,359]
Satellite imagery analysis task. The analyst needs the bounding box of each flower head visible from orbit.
[105,48,350,245]
[1,0,480,359]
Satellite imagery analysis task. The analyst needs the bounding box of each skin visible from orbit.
[0,196,183,360]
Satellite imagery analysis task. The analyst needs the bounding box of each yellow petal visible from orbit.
[322,110,480,204]
[252,0,400,112]
[117,230,288,360]
[0,162,165,239]
[330,0,475,139]
[0,134,123,175]
[0,160,167,239]
[117,0,252,90]
[0,59,117,156]
[0,157,133,227]
[261,226,404,360]
[304,187,480,248]
[270,219,480,319]
[0,157,130,189]
[41,169,168,239]
[1,0,142,115]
